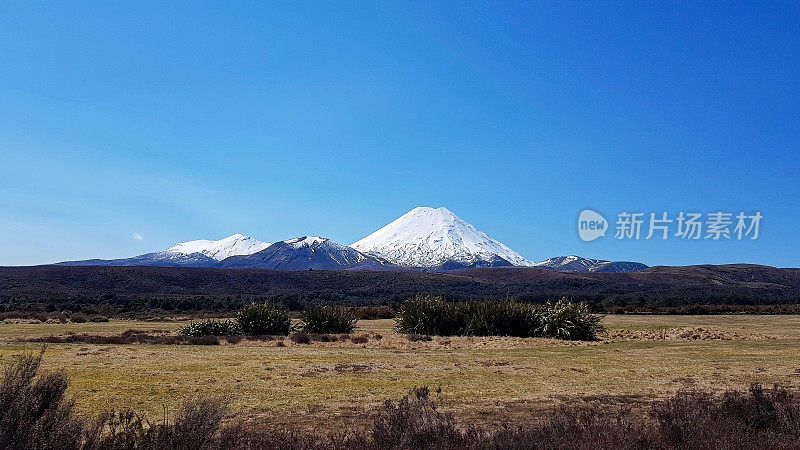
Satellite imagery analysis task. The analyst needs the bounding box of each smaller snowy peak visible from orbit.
[534,255,648,273]
[284,236,327,248]
[534,255,598,269]
[166,234,271,261]
[220,236,388,270]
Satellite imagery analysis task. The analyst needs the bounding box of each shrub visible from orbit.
[28,330,221,345]
[396,296,603,340]
[69,313,87,323]
[350,334,369,344]
[300,304,357,334]
[0,350,83,449]
[648,384,800,448]
[179,319,240,337]
[372,387,472,449]
[405,334,433,342]
[395,295,541,337]
[225,335,243,344]
[289,332,311,344]
[52,313,68,323]
[0,311,29,320]
[461,299,542,337]
[536,299,605,340]
[244,335,281,342]
[85,397,228,449]
[309,334,340,342]
[684,304,711,315]
[236,303,291,336]
[352,306,396,320]
[395,295,464,336]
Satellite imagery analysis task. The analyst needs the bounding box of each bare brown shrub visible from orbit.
[289,332,311,344]
[0,350,83,449]
[406,334,433,342]
[352,306,396,320]
[28,330,220,345]
[350,335,369,344]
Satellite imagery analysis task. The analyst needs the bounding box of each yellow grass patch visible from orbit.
[0,315,798,430]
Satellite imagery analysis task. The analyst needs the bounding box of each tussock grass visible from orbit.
[179,319,240,337]
[300,304,357,334]
[236,303,291,336]
[176,304,357,337]
[396,295,604,340]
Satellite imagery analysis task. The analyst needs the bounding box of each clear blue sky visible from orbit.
[1,1,798,267]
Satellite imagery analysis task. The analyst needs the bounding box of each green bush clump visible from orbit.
[396,295,604,340]
[179,319,240,337]
[462,299,542,337]
[289,332,311,344]
[536,299,604,340]
[395,295,462,336]
[300,304,357,334]
[236,302,291,336]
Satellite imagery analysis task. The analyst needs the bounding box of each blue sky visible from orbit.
[1,1,798,267]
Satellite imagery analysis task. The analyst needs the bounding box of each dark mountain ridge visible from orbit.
[1,264,798,311]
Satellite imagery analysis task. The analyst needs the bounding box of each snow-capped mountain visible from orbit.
[57,251,220,268]
[351,207,534,269]
[165,234,270,261]
[534,255,648,273]
[54,209,647,273]
[58,234,270,268]
[221,236,389,270]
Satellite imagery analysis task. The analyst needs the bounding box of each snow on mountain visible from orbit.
[284,236,327,249]
[57,234,270,268]
[221,236,389,270]
[533,255,601,272]
[351,207,534,269]
[54,213,646,273]
[534,255,648,273]
[57,251,220,268]
[166,234,270,261]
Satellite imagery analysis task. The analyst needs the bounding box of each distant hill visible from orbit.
[1,264,798,313]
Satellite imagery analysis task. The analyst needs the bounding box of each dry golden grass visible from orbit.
[0,314,798,430]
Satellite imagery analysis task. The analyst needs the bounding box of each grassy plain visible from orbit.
[0,315,798,430]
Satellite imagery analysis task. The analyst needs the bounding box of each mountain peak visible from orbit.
[166,234,270,261]
[534,255,648,273]
[351,207,533,268]
[409,206,453,214]
[283,236,328,248]
[221,236,388,271]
